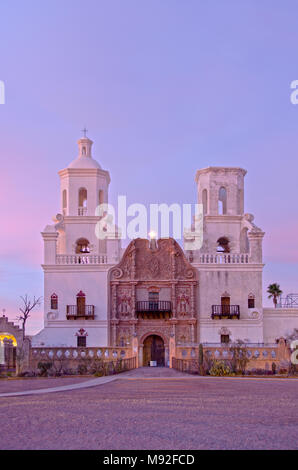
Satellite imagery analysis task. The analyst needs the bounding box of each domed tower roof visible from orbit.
[67,134,102,169]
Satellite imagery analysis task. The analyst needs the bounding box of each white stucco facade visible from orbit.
[32,137,298,350]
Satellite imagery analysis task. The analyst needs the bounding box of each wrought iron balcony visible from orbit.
[66,305,95,320]
[211,305,240,319]
[136,301,172,312]
[136,301,172,319]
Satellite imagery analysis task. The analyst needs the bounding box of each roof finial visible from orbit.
[81,127,88,138]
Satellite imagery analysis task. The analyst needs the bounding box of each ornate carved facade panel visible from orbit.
[176,324,192,344]
[176,286,191,319]
[109,238,198,347]
[117,285,132,320]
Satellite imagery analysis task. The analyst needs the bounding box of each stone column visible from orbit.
[190,282,197,343]
[111,282,118,319]
[248,231,265,263]
[171,281,177,318]
[165,346,169,367]
[187,320,196,343]
[41,228,58,265]
[110,282,118,346]
[190,283,196,317]
[130,282,138,319]
[169,335,176,368]
[138,345,143,367]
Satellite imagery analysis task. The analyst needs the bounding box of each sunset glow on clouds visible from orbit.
[0,1,298,333]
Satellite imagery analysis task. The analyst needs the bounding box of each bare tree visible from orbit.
[17,295,42,339]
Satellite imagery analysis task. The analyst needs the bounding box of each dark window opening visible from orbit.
[148,291,159,309]
[51,294,58,310]
[149,292,159,302]
[221,334,230,344]
[77,336,86,347]
[75,238,90,254]
[248,298,255,308]
[217,237,230,253]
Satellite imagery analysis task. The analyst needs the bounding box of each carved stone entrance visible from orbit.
[109,238,198,364]
[143,335,165,367]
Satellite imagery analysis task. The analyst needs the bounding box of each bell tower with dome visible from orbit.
[32,134,121,348]
[56,134,111,255]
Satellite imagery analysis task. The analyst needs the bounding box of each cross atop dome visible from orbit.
[81,127,88,138]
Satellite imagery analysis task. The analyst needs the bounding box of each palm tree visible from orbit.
[267,283,283,308]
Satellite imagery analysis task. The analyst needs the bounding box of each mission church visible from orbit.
[31,134,298,367]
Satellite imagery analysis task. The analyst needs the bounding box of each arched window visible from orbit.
[218,187,227,215]
[51,293,58,310]
[62,190,67,210]
[217,237,230,253]
[75,238,90,254]
[202,189,208,215]
[78,188,87,215]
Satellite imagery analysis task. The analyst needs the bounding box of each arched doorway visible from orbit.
[0,333,17,369]
[143,335,165,367]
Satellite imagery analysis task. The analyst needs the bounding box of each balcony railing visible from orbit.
[56,254,108,265]
[136,301,172,312]
[197,253,250,264]
[66,305,95,319]
[211,305,240,319]
[78,207,87,216]
[136,301,172,319]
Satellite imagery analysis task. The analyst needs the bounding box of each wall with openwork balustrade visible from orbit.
[30,346,135,372]
[173,339,290,370]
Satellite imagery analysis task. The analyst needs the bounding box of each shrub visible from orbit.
[271,362,276,375]
[21,370,36,377]
[115,359,123,373]
[77,363,88,375]
[198,344,205,375]
[94,370,104,377]
[37,362,53,377]
[209,360,231,376]
[90,358,104,375]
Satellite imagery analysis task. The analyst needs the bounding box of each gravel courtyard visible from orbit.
[0,368,297,450]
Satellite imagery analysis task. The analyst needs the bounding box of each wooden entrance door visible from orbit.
[143,335,165,367]
[77,294,86,316]
[221,296,230,315]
